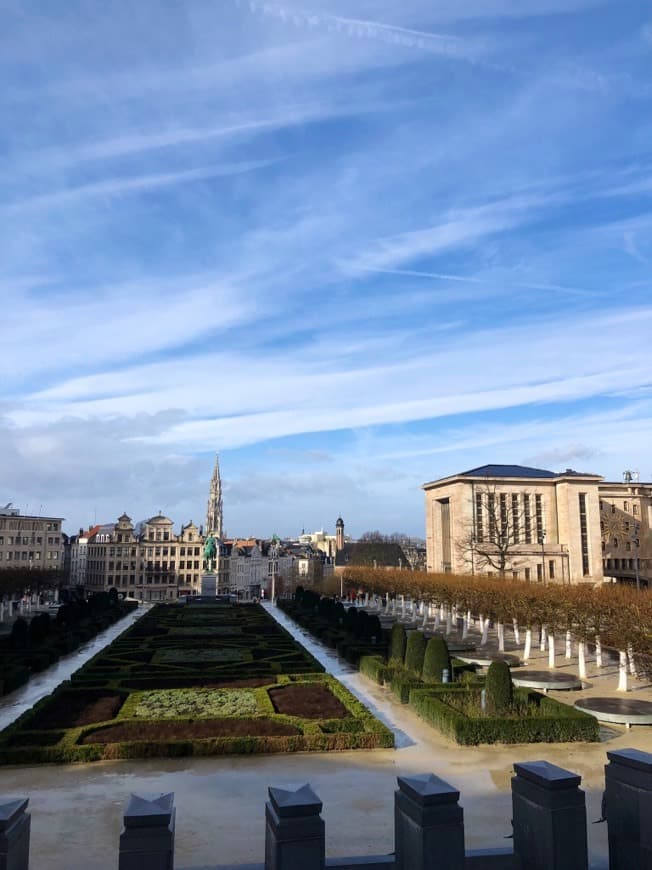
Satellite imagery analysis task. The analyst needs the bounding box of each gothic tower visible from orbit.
[336,516,344,552]
[206,454,224,539]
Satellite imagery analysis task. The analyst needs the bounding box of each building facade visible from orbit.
[423,465,652,586]
[0,505,65,571]
[85,513,204,601]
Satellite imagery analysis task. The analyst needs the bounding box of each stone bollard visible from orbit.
[119,793,175,870]
[0,799,30,870]
[265,783,324,870]
[394,774,465,870]
[604,747,652,869]
[512,761,587,870]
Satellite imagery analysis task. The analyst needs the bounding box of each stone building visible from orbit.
[0,504,65,571]
[69,525,101,586]
[85,513,204,601]
[423,464,652,586]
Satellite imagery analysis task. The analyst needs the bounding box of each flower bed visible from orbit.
[0,603,393,763]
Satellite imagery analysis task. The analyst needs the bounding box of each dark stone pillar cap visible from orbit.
[0,799,28,831]
[268,784,322,818]
[124,792,174,827]
[514,761,580,789]
[607,748,652,773]
[397,773,460,805]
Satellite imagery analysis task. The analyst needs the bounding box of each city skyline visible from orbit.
[3,1,652,536]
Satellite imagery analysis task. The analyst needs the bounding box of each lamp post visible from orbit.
[539,530,546,584]
[634,524,640,592]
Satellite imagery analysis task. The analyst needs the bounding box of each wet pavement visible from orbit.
[0,606,144,731]
[0,602,649,868]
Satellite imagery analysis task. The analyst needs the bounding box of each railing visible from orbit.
[2,748,651,869]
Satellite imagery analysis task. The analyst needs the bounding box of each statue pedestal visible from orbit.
[200,574,217,597]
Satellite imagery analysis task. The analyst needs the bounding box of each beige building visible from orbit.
[424,465,604,584]
[85,513,204,601]
[599,473,652,585]
[0,505,65,571]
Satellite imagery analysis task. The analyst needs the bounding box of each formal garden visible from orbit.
[278,584,606,745]
[0,592,138,697]
[0,601,393,764]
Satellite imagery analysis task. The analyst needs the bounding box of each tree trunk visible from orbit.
[523,628,532,663]
[497,622,505,652]
[462,611,469,639]
[618,650,628,692]
[540,625,547,651]
[578,640,587,680]
[595,635,602,668]
[512,619,520,645]
[628,643,638,678]
[565,630,572,659]
[481,617,489,647]
[548,632,556,669]
[445,608,452,635]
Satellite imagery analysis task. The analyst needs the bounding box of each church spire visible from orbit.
[206,454,223,539]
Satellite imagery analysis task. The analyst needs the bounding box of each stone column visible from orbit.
[512,761,587,870]
[394,773,464,870]
[119,792,175,870]
[265,784,324,870]
[0,799,30,870]
[604,747,652,869]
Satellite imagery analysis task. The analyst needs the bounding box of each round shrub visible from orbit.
[404,630,426,675]
[354,609,369,638]
[422,636,452,683]
[28,612,51,645]
[389,623,406,663]
[485,661,513,714]
[367,615,382,642]
[294,586,305,603]
[344,606,358,634]
[10,617,29,650]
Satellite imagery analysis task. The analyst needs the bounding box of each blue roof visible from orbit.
[460,464,565,479]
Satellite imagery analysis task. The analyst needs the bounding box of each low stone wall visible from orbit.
[1,748,651,869]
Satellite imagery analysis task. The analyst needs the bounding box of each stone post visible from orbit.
[265,784,324,870]
[119,793,175,870]
[0,799,30,870]
[512,761,587,870]
[604,747,652,869]
[394,773,465,870]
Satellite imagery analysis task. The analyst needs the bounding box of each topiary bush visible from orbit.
[404,631,426,675]
[485,661,513,714]
[10,618,29,650]
[422,636,451,684]
[366,615,382,642]
[389,623,406,663]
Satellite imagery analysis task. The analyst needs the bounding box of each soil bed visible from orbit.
[269,683,349,719]
[31,692,124,729]
[82,718,300,743]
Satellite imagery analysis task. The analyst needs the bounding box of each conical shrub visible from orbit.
[389,623,407,663]
[422,636,451,683]
[404,630,427,676]
[485,661,513,714]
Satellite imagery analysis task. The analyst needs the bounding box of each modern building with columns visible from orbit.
[423,464,652,586]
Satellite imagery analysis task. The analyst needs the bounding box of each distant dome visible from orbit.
[336,517,344,527]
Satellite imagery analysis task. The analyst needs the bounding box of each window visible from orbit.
[524,495,532,544]
[626,542,631,552]
[611,504,616,514]
[500,494,508,540]
[548,560,555,579]
[525,567,531,581]
[475,492,483,543]
[535,494,544,541]
[633,504,639,516]
[579,493,590,576]
[536,564,543,581]
[511,494,520,543]
[613,538,618,548]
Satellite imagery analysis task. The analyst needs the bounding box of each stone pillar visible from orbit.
[119,793,175,870]
[265,784,324,870]
[512,761,587,870]
[395,773,464,870]
[0,799,30,870]
[604,747,652,869]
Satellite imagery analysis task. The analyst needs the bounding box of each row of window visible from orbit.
[0,551,58,561]
[88,545,202,558]
[601,500,640,516]
[0,521,60,531]
[475,493,543,545]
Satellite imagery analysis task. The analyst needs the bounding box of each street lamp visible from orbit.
[539,530,546,584]
[634,524,640,592]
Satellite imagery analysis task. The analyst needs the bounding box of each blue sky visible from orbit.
[2,0,652,539]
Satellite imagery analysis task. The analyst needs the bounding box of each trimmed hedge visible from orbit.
[404,631,426,675]
[485,661,513,714]
[422,636,452,684]
[409,687,599,745]
[359,655,393,686]
[389,623,406,663]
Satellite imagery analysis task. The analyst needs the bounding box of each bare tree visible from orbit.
[456,485,537,577]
